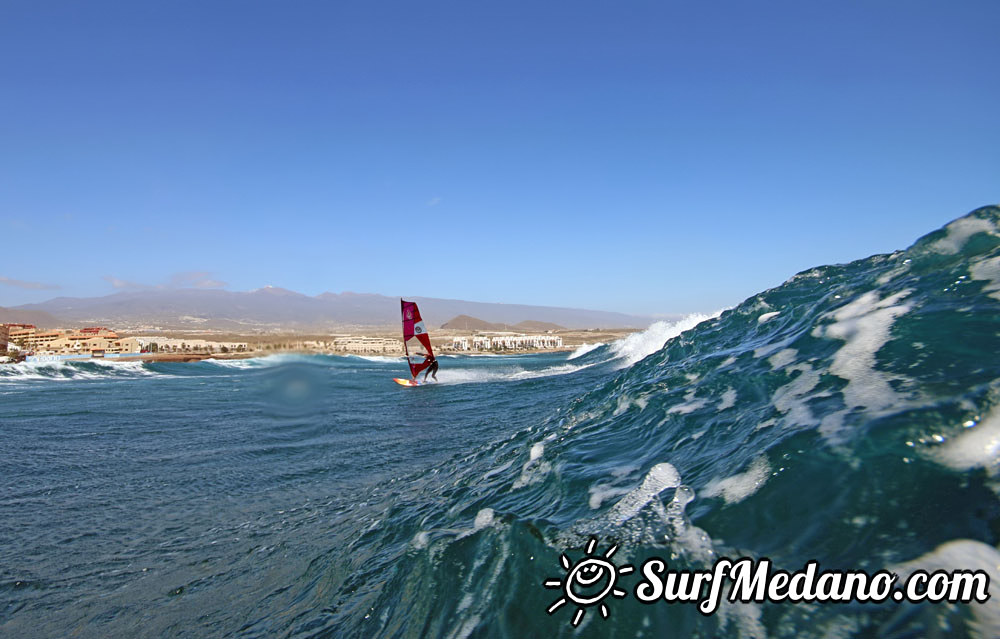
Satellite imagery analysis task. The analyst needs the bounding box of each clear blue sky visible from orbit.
[1,1,997,315]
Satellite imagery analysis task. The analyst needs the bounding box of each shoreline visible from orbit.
[3,327,638,364]
[2,346,587,365]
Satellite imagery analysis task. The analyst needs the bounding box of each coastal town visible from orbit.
[0,321,615,364]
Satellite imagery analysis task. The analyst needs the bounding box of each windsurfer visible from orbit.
[417,353,439,381]
[400,300,437,386]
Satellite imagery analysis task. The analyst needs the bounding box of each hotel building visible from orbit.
[5,325,141,359]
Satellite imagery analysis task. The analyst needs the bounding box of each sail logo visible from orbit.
[544,537,633,627]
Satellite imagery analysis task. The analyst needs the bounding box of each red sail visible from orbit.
[401,299,434,378]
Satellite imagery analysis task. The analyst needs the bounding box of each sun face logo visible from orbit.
[544,537,633,627]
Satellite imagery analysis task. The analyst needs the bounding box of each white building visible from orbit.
[490,334,563,350]
[451,333,564,352]
[331,337,403,354]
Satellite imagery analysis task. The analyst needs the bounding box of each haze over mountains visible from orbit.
[9,287,660,331]
[440,315,567,332]
[0,307,61,328]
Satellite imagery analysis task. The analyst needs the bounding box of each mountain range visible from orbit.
[8,288,661,331]
[439,315,567,332]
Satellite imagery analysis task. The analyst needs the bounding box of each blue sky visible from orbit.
[1,1,997,315]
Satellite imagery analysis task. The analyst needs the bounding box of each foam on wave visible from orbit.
[567,342,603,360]
[0,359,160,382]
[609,312,722,367]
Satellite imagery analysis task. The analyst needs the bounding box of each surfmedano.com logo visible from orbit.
[543,537,991,629]
[543,537,634,627]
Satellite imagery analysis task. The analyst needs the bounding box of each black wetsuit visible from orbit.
[423,358,439,381]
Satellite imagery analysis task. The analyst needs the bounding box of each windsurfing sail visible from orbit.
[401,299,435,379]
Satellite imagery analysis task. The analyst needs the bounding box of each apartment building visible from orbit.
[451,333,564,351]
[0,323,36,354]
[7,325,141,357]
[331,336,403,354]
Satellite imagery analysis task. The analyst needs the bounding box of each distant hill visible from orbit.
[12,288,661,331]
[440,315,502,331]
[0,306,62,328]
[512,320,566,332]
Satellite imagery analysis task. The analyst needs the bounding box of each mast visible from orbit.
[401,298,413,376]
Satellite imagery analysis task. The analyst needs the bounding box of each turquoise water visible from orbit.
[4,206,1000,638]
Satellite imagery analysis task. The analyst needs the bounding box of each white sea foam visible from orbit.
[347,354,403,363]
[569,463,715,560]
[472,508,495,530]
[209,358,271,370]
[930,216,998,254]
[609,312,721,368]
[812,290,913,441]
[427,366,523,385]
[438,361,595,385]
[588,483,632,509]
[207,354,315,369]
[702,456,771,504]
[754,418,777,431]
[717,355,738,369]
[0,363,68,382]
[892,539,1000,639]
[717,388,737,411]
[767,348,797,369]
[411,531,430,549]
[88,360,160,377]
[667,389,707,415]
[206,358,257,369]
[771,362,822,427]
[752,340,789,360]
[510,363,596,380]
[757,311,780,323]
[567,342,603,360]
[970,255,1000,301]
[933,410,1000,472]
[0,359,161,382]
[512,436,554,488]
[613,394,633,416]
[604,463,681,524]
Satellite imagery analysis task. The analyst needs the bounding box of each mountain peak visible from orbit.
[249,286,304,297]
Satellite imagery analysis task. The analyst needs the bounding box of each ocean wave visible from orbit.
[566,342,604,360]
[204,353,324,369]
[358,205,1000,639]
[0,359,162,382]
[432,361,597,385]
[608,311,722,367]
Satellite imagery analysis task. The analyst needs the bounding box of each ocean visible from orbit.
[3,205,1000,638]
